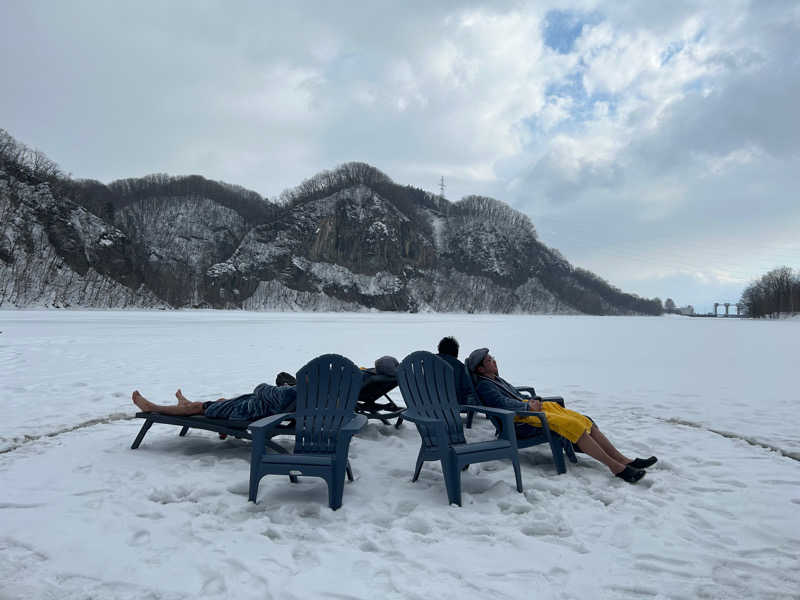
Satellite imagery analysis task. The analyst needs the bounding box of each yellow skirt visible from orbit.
[516,403,593,443]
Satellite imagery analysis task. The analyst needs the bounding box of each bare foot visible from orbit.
[132,390,156,413]
[175,389,190,406]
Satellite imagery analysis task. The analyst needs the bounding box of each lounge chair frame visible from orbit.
[462,368,577,473]
[356,371,404,427]
[131,412,293,454]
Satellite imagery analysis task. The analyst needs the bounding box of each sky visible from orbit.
[2,0,798,313]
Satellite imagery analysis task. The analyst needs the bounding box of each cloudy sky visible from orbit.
[2,1,798,312]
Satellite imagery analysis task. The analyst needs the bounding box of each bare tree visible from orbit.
[741,267,799,318]
[0,128,64,181]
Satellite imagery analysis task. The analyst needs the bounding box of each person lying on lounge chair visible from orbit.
[132,372,297,421]
[466,348,657,484]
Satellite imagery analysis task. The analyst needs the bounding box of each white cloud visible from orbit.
[1,0,798,307]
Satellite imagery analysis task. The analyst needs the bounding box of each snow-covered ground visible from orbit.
[1,310,799,599]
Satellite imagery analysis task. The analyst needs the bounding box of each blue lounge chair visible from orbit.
[357,370,404,427]
[248,354,366,510]
[397,351,523,506]
[463,367,577,474]
[131,412,293,454]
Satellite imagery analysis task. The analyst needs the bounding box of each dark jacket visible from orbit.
[437,354,475,405]
[475,376,529,411]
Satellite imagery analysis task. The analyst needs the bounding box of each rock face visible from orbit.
[0,158,661,315]
[0,175,163,308]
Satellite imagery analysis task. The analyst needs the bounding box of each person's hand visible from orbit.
[527,399,542,411]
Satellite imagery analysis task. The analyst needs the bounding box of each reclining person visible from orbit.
[131,372,297,421]
[466,348,656,484]
[435,336,474,405]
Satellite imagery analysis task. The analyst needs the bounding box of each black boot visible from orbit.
[615,465,646,483]
[628,456,658,469]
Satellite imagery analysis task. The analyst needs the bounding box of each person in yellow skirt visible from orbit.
[467,348,657,483]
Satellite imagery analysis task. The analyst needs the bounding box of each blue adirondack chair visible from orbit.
[463,367,577,473]
[248,354,366,510]
[397,351,523,506]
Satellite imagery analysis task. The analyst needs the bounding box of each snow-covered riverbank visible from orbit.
[2,311,798,599]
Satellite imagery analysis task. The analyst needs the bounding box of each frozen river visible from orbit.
[1,310,799,599]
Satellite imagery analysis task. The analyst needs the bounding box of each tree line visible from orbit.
[455,195,538,239]
[0,128,64,183]
[569,266,663,315]
[278,161,437,233]
[107,173,277,224]
[741,266,799,318]
[0,129,276,225]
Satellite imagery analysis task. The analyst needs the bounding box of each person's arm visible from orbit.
[476,379,529,411]
[526,398,542,411]
[277,387,297,412]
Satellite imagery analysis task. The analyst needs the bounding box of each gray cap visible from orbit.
[374,355,399,377]
[466,348,489,373]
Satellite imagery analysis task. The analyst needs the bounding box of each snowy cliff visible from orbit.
[0,141,661,314]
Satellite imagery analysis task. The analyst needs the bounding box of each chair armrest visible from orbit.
[248,412,295,432]
[341,413,368,433]
[541,396,565,407]
[460,404,515,418]
[402,410,450,450]
[334,413,369,459]
[515,409,554,440]
[401,411,443,426]
[516,386,537,399]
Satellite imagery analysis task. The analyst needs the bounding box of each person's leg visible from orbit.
[575,431,627,474]
[132,391,204,416]
[588,425,632,465]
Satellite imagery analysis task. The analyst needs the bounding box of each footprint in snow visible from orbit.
[129,530,150,547]
[359,540,380,553]
[403,516,432,535]
[201,574,227,594]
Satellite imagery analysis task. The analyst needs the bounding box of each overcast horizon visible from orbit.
[2,1,798,314]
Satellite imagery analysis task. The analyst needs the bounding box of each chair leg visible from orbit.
[179,426,189,437]
[248,472,261,502]
[346,461,354,482]
[329,462,348,510]
[465,410,475,429]
[412,449,424,482]
[565,441,578,463]
[131,419,153,449]
[249,429,267,502]
[441,453,461,506]
[549,437,567,474]
[394,415,404,429]
[327,479,344,511]
[512,455,523,493]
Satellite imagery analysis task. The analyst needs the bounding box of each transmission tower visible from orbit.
[439,176,446,199]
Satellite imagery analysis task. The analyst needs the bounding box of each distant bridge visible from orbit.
[712,302,744,317]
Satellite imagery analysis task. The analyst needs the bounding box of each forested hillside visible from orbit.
[0,129,662,314]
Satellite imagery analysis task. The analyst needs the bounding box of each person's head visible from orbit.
[374,355,399,377]
[466,348,498,378]
[437,336,460,358]
[275,372,297,387]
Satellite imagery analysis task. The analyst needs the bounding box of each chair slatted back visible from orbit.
[294,354,363,455]
[464,364,503,435]
[398,351,466,448]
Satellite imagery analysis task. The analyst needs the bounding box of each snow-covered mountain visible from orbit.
[0,133,661,314]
